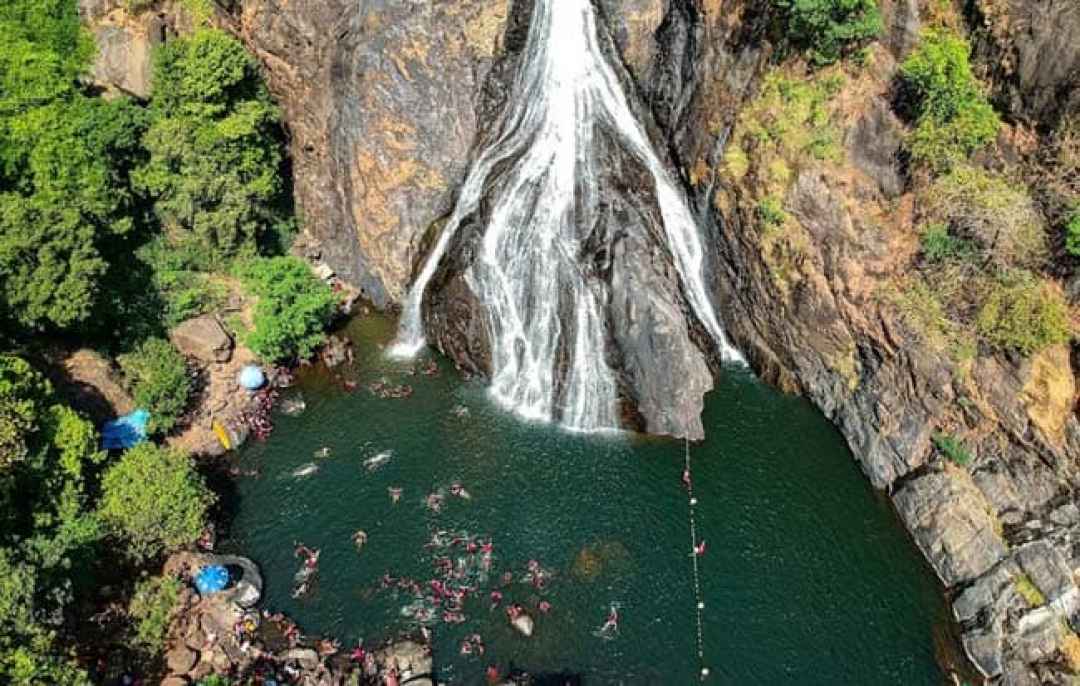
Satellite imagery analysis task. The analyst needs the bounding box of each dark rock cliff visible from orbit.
[225,0,512,307]
[83,0,1080,681]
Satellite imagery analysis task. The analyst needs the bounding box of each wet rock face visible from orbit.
[231,0,510,306]
[417,0,719,439]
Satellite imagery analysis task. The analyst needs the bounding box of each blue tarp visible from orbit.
[101,409,150,450]
[194,564,229,595]
[238,365,265,390]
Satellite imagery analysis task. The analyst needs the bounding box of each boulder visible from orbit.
[162,677,190,686]
[1017,542,1079,610]
[206,554,263,608]
[281,648,320,671]
[320,335,351,368]
[894,470,1008,587]
[971,0,1080,126]
[166,645,198,674]
[84,8,160,98]
[46,348,135,425]
[170,316,233,363]
[510,612,535,637]
[953,561,1018,625]
[377,640,432,683]
[846,97,905,199]
[964,629,1005,679]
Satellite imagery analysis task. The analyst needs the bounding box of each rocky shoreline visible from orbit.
[156,552,434,686]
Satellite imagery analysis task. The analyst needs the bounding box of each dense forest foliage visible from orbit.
[0,1,333,682]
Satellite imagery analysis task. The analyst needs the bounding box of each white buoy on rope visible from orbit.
[684,437,709,679]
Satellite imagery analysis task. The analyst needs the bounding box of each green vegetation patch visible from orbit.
[922,166,1047,269]
[932,431,972,466]
[1065,212,1080,258]
[0,354,105,684]
[0,0,149,332]
[975,271,1071,356]
[134,29,292,271]
[757,196,790,230]
[919,223,973,263]
[129,574,183,651]
[98,443,214,561]
[237,256,339,363]
[773,0,883,65]
[899,29,1000,170]
[725,69,844,193]
[118,338,193,434]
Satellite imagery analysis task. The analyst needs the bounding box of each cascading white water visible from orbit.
[389,0,742,430]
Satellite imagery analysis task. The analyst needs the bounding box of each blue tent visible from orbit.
[194,564,230,595]
[238,365,266,391]
[101,409,150,450]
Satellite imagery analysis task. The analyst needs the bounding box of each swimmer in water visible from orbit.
[599,604,619,635]
[538,600,552,613]
[352,530,367,550]
[489,590,503,609]
[682,468,692,490]
[693,540,707,557]
[388,486,402,504]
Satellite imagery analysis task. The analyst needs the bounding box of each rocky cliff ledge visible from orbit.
[84,0,1080,682]
[666,1,1080,682]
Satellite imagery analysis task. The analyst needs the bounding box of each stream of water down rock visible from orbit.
[390,0,740,432]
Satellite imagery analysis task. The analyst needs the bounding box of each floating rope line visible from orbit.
[685,437,709,681]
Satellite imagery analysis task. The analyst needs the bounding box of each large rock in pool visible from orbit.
[510,612,534,637]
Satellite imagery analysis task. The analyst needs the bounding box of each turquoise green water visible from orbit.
[225,315,948,684]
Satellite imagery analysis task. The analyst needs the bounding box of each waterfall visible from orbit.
[389,0,742,431]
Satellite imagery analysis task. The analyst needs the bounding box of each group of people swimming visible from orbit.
[237,387,278,441]
[368,378,414,399]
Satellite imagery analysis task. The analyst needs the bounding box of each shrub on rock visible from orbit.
[900,29,1000,170]
[129,574,183,651]
[774,0,882,65]
[976,271,1071,355]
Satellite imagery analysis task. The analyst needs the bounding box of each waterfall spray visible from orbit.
[389,0,742,430]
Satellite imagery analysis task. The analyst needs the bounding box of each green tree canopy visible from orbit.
[0,355,101,686]
[0,1,148,331]
[98,443,213,561]
[134,29,289,269]
[237,256,339,363]
[118,338,192,434]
